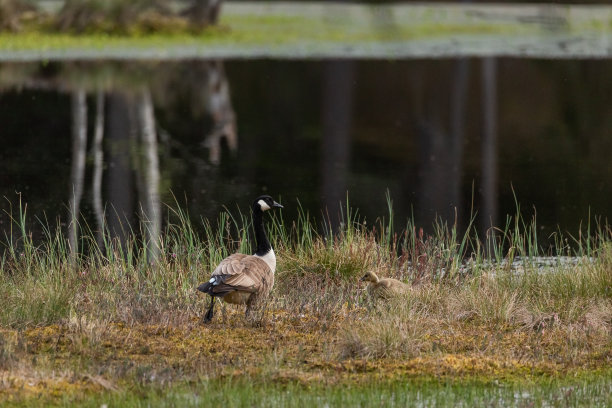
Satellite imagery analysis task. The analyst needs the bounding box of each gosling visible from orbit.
[359,271,410,300]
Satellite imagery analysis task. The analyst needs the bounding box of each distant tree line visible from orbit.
[0,0,223,33]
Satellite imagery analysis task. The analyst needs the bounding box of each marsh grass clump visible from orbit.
[0,274,74,327]
[446,276,522,325]
[274,204,385,282]
[339,295,429,360]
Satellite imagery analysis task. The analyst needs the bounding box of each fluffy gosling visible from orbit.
[359,271,410,300]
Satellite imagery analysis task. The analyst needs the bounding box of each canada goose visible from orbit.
[359,271,410,300]
[197,195,283,323]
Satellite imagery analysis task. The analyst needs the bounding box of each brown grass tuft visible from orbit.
[583,300,612,334]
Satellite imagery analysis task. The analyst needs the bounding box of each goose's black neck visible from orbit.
[253,209,272,256]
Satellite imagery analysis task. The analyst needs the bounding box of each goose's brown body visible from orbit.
[207,253,274,305]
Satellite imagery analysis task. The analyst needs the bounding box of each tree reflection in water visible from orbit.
[68,89,87,257]
[481,57,498,255]
[321,60,355,234]
[60,61,236,260]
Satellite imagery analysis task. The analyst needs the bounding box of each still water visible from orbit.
[0,58,610,246]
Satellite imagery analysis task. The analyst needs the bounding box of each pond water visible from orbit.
[0,58,610,247]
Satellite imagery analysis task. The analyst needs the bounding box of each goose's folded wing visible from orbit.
[211,253,249,277]
[211,256,272,294]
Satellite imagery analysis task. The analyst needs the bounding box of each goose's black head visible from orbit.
[252,195,283,213]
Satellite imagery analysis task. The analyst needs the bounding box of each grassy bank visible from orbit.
[1,3,611,59]
[0,198,611,404]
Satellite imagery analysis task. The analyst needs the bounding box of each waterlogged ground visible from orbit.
[1,3,611,60]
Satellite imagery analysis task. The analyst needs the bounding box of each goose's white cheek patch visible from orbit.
[258,199,271,211]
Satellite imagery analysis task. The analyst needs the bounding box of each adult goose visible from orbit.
[360,271,410,300]
[197,195,283,323]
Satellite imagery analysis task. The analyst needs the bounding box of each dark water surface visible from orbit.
[0,59,610,246]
